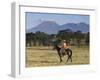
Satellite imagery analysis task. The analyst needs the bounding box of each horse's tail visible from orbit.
[66,48,72,56]
[69,49,72,56]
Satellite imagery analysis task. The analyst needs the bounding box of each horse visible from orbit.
[53,45,72,63]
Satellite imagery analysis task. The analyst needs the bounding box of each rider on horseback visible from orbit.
[60,40,69,56]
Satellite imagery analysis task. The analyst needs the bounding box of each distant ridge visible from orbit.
[27,21,89,34]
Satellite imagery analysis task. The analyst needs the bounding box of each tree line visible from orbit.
[26,29,89,47]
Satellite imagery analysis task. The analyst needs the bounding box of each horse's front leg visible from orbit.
[60,56,62,63]
[58,53,62,63]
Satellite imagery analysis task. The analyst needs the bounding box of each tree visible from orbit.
[57,29,73,42]
[26,32,35,46]
[35,31,49,46]
[74,31,84,46]
[85,32,89,45]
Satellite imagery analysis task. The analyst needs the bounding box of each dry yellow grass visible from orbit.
[26,46,89,67]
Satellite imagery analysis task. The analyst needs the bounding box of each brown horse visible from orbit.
[53,45,72,63]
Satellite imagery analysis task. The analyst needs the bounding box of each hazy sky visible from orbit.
[26,12,89,30]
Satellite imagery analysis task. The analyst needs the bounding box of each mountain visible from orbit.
[60,23,89,33]
[27,21,89,34]
[27,21,60,34]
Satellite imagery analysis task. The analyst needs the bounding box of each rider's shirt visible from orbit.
[63,42,69,49]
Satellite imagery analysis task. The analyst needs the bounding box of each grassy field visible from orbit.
[26,46,89,67]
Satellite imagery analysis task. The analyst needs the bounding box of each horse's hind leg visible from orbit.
[70,50,72,62]
[67,49,72,62]
[67,56,72,62]
[70,56,72,62]
[66,55,70,62]
[66,52,72,62]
